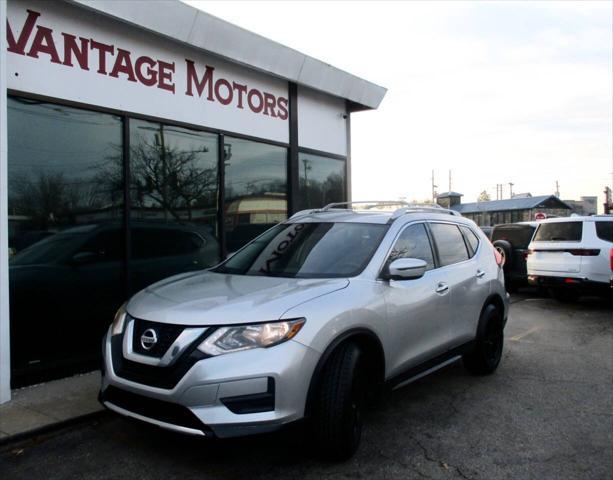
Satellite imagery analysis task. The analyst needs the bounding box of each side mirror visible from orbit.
[387,258,427,280]
[71,251,98,266]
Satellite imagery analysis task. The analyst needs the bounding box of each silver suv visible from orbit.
[99,202,509,459]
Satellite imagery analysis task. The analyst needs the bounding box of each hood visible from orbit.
[127,271,349,325]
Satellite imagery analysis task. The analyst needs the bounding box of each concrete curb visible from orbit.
[0,409,108,448]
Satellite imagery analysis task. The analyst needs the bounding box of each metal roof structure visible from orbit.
[67,0,387,111]
[436,191,463,198]
[451,195,572,214]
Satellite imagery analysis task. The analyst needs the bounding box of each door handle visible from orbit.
[476,270,486,278]
[435,282,449,294]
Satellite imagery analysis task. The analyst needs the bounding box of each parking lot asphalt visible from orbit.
[1,291,612,480]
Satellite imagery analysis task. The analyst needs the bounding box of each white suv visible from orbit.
[527,216,613,301]
[99,202,508,459]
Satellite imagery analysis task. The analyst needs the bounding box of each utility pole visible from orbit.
[509,182,514,198]
[431,170,438,203]
[555,181,560,198]
[448,169,452,192]
[495,184,504,200]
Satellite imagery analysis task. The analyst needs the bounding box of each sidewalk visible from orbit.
[0,371,104,444]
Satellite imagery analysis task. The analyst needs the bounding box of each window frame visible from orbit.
[459,225,481,258]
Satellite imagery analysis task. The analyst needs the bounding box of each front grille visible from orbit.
[112,332,211,390]
[132,318,185,357]
[101,385,213,435]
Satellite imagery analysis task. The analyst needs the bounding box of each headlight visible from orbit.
[111,303,128,336]
[197,319,305,356]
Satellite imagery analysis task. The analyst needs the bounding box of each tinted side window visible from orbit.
[491,225,536,248]
[533,222,582,242]
[387,223,435,271]
[430,223,470,266]
[595,222,613,242]
[460,226,480,257]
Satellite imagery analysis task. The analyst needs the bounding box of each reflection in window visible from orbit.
[430,223,470,266]
[129,120,220,292]
[298,153,346,210]
[7,98,124,384]
[223,137,287,252]
[387,223,435,270]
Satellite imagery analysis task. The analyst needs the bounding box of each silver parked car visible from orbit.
[100,202,509,459]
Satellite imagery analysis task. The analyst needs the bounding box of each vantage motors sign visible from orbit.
[6,1,289,142]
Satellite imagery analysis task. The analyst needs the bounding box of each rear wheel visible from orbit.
[463,304,504,375]
[315,342,366,461]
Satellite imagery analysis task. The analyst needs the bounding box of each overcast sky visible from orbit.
[188,1,612,209]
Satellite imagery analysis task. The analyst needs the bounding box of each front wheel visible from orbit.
[315,342,366,461]
[463,304,504,375]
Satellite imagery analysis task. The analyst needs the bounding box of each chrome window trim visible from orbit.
[122,318,207,367]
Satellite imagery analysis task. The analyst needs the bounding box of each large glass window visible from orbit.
[129,120,220,292]
[223,137,287,252]
[298,152,346,210]
[7,98,124,384]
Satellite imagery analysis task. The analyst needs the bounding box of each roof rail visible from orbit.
[390,205,461,219]
[320,200,411,211]
[288,201,461,221]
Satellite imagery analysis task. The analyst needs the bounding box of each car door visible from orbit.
[381,222,452,378]
[429,222,484,347]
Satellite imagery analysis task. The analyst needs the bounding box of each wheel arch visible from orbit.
[304,328,385,418]
[476,293,507,340]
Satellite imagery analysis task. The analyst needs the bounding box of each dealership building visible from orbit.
[0,0,385,402]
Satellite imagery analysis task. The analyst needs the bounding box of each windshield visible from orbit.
[214,222,389,278]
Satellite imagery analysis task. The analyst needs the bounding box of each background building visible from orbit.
[563,196,598,216]
[0,0,385,400]
[436,192,572,226]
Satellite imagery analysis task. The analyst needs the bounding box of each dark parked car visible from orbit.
[491,222,538,292]
[9,221,219,386]
[480,226,494,240]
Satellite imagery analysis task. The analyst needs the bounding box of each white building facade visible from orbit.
[0,0,385,401]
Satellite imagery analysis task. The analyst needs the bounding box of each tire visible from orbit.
[463,304,504,375]
[316,342,366,461]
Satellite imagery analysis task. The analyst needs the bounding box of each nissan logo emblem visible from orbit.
[140,328,158,350]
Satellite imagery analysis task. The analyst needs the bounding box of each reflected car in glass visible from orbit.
[100,203,509,460]
[9,221,219,384]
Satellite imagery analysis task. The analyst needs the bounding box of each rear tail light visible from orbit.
[610,248,613,272]
[566,249,600,256]
[530,248,600,256]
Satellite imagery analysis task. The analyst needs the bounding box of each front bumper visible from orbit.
[100,327,320,438]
